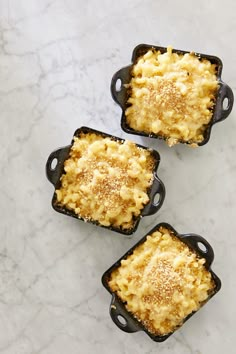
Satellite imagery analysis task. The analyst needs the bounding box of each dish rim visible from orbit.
[102,221,221,341]
[110,43,234,146]
[46,126,166,235]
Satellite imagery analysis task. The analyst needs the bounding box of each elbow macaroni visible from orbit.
[55,132,155,230]
[125,47,218,146]
[108,227,215,335]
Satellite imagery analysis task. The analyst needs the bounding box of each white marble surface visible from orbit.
[0,0,235,353]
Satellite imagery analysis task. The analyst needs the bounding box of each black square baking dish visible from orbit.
[46,127,165,235]
[102,222,221,341]
[110,44,234,146]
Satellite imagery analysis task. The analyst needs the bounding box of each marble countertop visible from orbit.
[1,1,235,353]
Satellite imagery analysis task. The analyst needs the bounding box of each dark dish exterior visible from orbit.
[102,222,221,341]
[46,126,165,235]
[110,44,234,146]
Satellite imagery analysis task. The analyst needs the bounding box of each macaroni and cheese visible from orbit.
[108,226,215,335]
[55,132,155,230]
[125,47,218,146]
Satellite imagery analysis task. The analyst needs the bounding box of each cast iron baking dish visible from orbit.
[102,222,221,341]
[110,44,234,146]
[46,126,165,235]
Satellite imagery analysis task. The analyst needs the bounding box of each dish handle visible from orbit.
[46,146,71,186]
[110,65,132,106]
[142,175,166,216]
[181,234,214,267]
[109,294,141,333]
[214,82,234,123]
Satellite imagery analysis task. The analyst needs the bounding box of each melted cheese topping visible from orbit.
[125,47,218,146]
[108,227,215,335]
[56,132,155,230]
